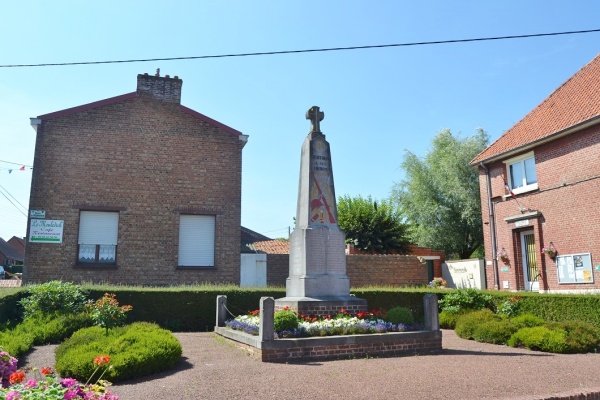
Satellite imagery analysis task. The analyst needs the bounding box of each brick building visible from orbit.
[25,73,248,285]
[471,53,600,293]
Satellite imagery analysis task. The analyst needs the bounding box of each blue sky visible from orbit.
[1,1,599,241]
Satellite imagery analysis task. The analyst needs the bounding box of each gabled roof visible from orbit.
[471,53,600,165]
[0,238,24,262]
[34,93,243,137]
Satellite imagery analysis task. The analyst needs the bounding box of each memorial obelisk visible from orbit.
[275,106,367,315]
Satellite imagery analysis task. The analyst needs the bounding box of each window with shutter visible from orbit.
[178,215,215,267]
[77,211,119,264]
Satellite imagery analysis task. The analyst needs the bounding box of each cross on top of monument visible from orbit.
[306,106,324,135]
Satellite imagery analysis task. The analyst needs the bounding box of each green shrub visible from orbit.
[439,310,468,329]
[511,314,545,329]
[546,321,600,353]
[19,281,88,318]
[455,309,498,340]
[495,295,522,317]
[473,319,517,345]
[438,288,494,314]
[86,293,133,335]
[385,306,414,326]
[508,326,568,353]
[273,310,299,332]
[0,313,91,358]
[56,322,182,382]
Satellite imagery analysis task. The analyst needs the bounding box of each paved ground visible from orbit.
[19,330,600,400]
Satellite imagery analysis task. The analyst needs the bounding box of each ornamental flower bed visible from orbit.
[0,350,119,400]
[225,308,424,338]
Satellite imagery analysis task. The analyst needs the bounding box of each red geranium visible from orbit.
[9,371,25,384]
[93,355,111,368]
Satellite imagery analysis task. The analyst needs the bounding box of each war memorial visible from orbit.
[215,107,441,361]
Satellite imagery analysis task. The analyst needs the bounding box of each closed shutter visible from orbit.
[78,211,119,245]
[178,215,215,267]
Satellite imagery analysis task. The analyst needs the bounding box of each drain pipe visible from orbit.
[480,162,500,290]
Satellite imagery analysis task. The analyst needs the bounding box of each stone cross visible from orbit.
[306,106,324,134]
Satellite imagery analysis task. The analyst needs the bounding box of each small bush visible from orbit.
[19,281,87,318]
[455,309,498,340]
[0,313,91,358]
[56,322,182,382]
[273,310,299,333]
[508,326,568,353]
[385,306,414,326]
[439,310,468,329]
[546,321,600,353]
[512,314,545,329]
[438,288,494,314]
[473,319,517,345]
[495,295,522,317]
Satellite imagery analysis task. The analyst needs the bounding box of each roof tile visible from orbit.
[471,53,600,164]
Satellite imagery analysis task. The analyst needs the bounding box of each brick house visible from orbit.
[25,73,248,285]
[470,53,600,293]
[0,238,24,267]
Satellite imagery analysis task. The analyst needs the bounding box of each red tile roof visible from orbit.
[471,53,600,165]
[252,240,290,254]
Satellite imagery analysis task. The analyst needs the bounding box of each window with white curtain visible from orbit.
[178,215,215,267]
[78,211,119,264]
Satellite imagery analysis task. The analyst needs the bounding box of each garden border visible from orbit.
[214,294,443,362]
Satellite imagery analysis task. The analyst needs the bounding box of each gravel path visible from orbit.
[18,330,600,400]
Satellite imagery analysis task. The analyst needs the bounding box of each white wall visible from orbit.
[442,259,486,289]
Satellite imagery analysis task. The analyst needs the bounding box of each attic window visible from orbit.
[504,151,538,195]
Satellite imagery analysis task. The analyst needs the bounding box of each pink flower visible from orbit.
[25,379,38,388]
[64,388,79,400]
[60,377,77,387]
[6,391,20,400]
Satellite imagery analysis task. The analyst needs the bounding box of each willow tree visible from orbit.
[391,129,489,259]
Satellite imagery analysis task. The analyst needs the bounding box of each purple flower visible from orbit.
[60,377,77,387]
[63,388,79,400]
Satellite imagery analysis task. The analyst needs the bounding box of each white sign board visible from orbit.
[30,210,46,218]
[29,219,64,243]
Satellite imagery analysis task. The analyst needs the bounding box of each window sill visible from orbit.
[74,263,118,269]
[504,183,538,198]
[176,266,215,270]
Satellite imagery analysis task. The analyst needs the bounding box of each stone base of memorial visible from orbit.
[214,294,442,363]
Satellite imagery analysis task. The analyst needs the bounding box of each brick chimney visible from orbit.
[137,72,182,103]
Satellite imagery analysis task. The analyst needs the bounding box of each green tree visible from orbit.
[392,129,489,259]
[337,194,410,254]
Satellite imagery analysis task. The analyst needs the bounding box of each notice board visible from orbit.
[556,253,594,284]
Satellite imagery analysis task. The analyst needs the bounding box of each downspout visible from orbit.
[480,162,499,290]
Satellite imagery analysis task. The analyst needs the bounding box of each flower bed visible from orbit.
[226,309,424,338]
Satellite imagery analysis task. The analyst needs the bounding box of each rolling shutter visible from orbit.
[78,211,119,245]
[178,215,215,267]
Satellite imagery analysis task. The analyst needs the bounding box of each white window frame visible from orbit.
[504,151,538,195]
[77,211,119,264]
[178,214,215,267]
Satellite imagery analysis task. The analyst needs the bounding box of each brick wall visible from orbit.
[267,254,430,287]
[25,75,245,285]
[266,254,289,286]
[478,124,600,292]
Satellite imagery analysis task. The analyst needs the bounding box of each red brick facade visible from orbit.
[266,253,437,287]
[24,74,247,285]
[473,54,600,293]
[478,123,600,292]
